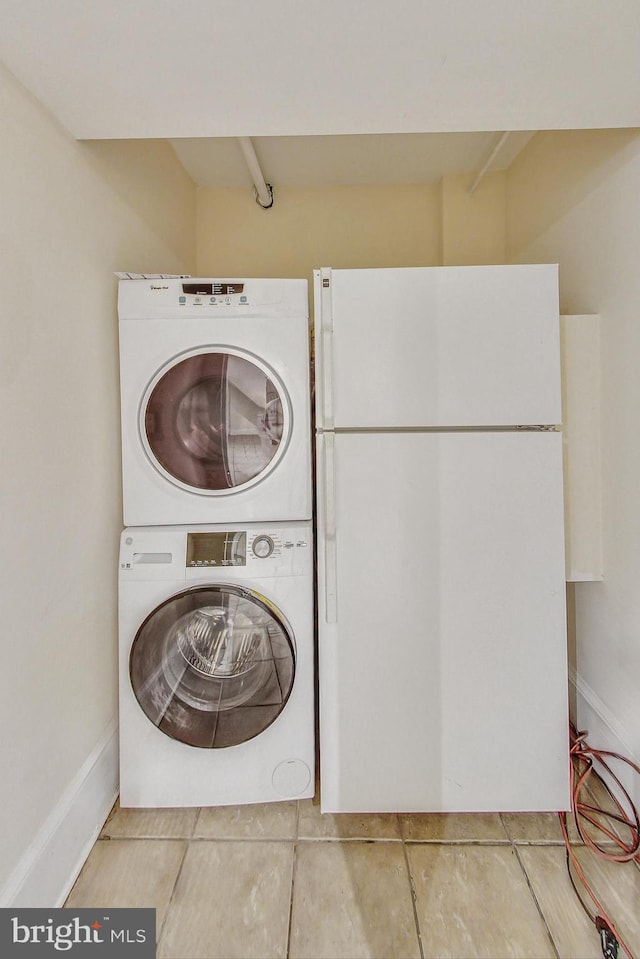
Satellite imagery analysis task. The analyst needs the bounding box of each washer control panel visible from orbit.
[184,530,309,566]
[120,525,312,579]
[187,527,310,576]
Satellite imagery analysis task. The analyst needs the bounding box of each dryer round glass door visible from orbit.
[142,350,291,493]
[129,585,296,748]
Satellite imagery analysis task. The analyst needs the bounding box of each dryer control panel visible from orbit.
[118,277,308,319]
[179,281,248,307]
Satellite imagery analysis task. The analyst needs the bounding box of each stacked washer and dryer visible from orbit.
[117,278,314,807]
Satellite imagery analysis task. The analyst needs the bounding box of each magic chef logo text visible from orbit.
[11,915,148,951]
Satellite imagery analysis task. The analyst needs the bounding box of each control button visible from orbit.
[179,296,186,304]
[240,295,248,303]
[296,540,308,548]
[252,535,275,559]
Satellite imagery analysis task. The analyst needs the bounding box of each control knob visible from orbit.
[252,535,275,559]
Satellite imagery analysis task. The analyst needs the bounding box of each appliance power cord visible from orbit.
[558,722,640,959]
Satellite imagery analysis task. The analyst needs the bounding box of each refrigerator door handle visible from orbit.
[323,431,338,623]
[320,267,334,430]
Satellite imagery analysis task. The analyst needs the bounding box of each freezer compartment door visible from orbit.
[314,265,561,429]
[316,430,569,812]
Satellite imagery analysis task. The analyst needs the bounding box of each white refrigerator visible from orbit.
[314,265,570,813]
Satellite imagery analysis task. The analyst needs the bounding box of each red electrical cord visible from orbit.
[558,723,640,959]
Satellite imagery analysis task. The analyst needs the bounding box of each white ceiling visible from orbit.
[1,1,638,189]
[169,132,535,189]
[1,0,639,140]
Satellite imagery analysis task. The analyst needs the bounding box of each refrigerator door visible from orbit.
[317,429,569,812]
[315,265,561,430]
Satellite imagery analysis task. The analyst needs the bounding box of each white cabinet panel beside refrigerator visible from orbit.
[315,265,570,814]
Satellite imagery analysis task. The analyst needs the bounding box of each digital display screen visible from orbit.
[186,532,247,567]
[182,282,244,296]
[182,283,212,295]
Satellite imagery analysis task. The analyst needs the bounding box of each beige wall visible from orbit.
[197,183,442,279]
[441,171,506,266]
[196,176,510,282]
[507,130,640,776]
[507,129,639,275]
[0,63,196,901]
[81,138,197,267]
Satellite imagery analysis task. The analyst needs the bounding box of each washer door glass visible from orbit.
[143,351,288,492]
[130,585,295,748]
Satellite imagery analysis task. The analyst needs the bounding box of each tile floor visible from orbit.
[65,790,640,959]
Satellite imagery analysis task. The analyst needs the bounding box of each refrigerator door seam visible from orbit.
[322,425,561,434]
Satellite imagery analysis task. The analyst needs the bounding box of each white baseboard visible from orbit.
[569,668,640,807]
[0,719,119,908]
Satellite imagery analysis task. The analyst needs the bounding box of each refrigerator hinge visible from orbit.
[319,268,334,430]
[516,424,559,431]
[320,268,333,327]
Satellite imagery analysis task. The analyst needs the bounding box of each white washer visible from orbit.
[118,278,311,526]
[118,522,315,807]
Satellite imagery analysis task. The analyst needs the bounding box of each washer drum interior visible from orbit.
[130,585,296,748]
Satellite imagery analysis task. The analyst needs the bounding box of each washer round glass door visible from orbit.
[130,585,296,748]
[142,350,290,493]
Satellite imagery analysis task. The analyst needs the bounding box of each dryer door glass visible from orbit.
[143,352,288,492]
[130,585,295,748]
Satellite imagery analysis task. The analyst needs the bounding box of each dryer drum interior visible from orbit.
[143,351,287,492]
[130,585,296,748]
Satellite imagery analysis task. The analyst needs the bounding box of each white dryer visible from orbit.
[118,522,314,807]
[118,278,311,526]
